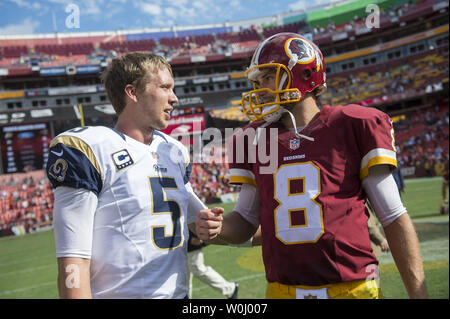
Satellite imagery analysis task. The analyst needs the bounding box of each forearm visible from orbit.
[217,211,258,245]
[57,257,92,299]
[188,221,229,245]
[383,214,427,298]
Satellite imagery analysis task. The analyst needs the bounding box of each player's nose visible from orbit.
[169,89,178,105]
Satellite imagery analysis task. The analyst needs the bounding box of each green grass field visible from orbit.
[0,177,448,299]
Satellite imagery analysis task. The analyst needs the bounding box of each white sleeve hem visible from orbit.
[56,253,92,259]
[53,186,98,259]
[233,183,260,228]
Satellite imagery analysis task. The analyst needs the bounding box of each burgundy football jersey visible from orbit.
[227,104,397,286]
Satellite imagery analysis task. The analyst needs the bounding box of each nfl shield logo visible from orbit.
[289,139,300,150]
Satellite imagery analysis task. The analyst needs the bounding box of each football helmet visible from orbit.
[241,32,326,123]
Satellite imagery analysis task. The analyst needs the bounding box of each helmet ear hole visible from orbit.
[302,69,311,80]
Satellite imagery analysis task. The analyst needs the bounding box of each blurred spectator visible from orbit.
[366,201,390,257]
[0,171,53,236]
[393,157,405,198]
[190,161,238,204]
[441,168,449,214]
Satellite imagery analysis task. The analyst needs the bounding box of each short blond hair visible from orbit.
[101,52,173,114]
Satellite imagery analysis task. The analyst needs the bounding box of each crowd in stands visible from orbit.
[0,27,263,69]
[207,46,449,123]
[190,162,238,205]
[394,102,449,177]
[312,1,415,37]
[1,0,442,70]
[0,170,53,236]
[321,48,449,107]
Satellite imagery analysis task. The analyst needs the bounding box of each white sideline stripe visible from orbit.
[192,272,265,292]
[404,176,443,183]
[0,264,55,277]
[0,273,265,296]
[0,253,54,268]
[0,281,55,296]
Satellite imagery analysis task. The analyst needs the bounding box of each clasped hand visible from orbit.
[195,207,224,241]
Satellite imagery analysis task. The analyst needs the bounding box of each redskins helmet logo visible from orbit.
[285,38,315,64]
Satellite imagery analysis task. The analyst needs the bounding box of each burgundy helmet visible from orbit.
[241,32,326,122]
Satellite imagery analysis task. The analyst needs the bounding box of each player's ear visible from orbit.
[124,84,138,103]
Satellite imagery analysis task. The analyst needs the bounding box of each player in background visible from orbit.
[46,53,223,298]
[187,230,239,298]
[196,33,427,299]
[441,168,449,214]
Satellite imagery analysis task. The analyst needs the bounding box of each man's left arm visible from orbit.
[363,165,427,298]
[383,214,427,298]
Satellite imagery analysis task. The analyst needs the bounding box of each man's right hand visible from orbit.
[195,207,224,241]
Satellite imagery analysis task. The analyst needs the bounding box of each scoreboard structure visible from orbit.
[0,123,51,174]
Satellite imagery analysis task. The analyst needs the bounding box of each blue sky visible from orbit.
[0,0,337,35]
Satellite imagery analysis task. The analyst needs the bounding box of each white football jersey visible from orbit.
[47,126,197,298]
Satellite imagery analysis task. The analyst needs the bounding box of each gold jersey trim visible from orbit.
[50,135,101,176]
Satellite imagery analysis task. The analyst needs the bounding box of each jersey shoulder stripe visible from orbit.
[47,138,103,195]
[227,168,258,186]
[360,148,397,180]
[50,135,101,176]
[46,126,116,195]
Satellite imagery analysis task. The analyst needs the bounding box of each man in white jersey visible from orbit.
[46,53,223,298]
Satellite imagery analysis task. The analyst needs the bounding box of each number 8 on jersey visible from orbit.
[274,162,324,245]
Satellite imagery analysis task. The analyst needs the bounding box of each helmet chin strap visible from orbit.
[278,54,314,141]
[283,108,315,141]
[253,108,314,145]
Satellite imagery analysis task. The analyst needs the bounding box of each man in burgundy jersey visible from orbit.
[196,33,427,299]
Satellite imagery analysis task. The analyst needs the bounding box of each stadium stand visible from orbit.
[0,170,53,236]
[394,101,449,176]
[321,47,449,106]
[190,162,238,204]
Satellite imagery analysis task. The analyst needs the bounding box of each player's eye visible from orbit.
[262,73,276,83]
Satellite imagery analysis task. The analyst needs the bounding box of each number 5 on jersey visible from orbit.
[274,162,324,245]
[149,177,183,250]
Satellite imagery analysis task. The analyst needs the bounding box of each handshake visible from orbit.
[195,207,225,241]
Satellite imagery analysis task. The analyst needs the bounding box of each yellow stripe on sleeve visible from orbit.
[229,175,258,187]
[360,156,397,180]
